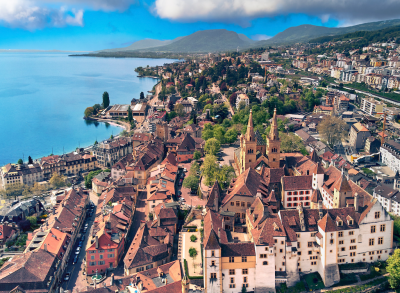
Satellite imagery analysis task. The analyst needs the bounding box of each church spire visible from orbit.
[269,108,279,141]
[246,109,256,142]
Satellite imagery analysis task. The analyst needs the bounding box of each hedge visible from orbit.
[183,259,203,280]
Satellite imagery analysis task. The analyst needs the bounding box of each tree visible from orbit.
[202,129,214,141]
[280,133,305,153]
[85,169,103,189]
[201,155,218,186]
[190,235,197,242]
[102,91,110,108]
[189,247,198,273]
[32,182,46,196]
[17,159,23,165]
[317,116,349,148]
[49,173,66,188]
[189,161,200,177]
[213,125,226,143]
[387,249,400,289]
[204,138,221,156]
[0,184,24,198]
[215,165,235,189]
[26,216,37,227]
[238,100,246,110]
[140,92,145,100]
[183,175,199,191]
[175,103,185,117]
[229,93,237,105]
[241,285,247,293]
[84,107,94,118]
[193,150,202,160]
[28,156,33,164]
[127,106,133,123]
[225,128,238,144]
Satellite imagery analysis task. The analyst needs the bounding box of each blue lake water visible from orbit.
[0,53,171,165]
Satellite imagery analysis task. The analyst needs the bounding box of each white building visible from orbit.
[373,184,400,216]
[236,93,250,109]
[381,140,400,174]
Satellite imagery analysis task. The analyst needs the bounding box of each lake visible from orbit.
[0,53,171,165]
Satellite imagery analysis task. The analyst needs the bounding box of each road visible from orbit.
[63,191,147,291]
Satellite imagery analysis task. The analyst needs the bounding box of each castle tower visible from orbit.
[155,121,169,142]
[333,170,352,208]
[267,108,280,168]
[312,162,325,190]
[240,110,257,173]
[182,274,189,293]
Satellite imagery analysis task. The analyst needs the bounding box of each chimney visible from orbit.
[218,228,221,239]
[44,243,47,251]
[222,218,225,230]
[256,189,262,198]
[110,273,114,286]
[95,236,99,249]
[318,200,323,220]
[354,193,359,212]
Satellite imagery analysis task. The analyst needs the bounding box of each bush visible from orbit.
[190,235,197,242]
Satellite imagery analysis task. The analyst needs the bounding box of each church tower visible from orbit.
[239,110,257,173]
[267,108,280,168]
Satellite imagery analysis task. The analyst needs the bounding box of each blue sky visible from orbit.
[0,0,399,51]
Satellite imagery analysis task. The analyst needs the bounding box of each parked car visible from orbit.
[75,247,81,255]
[179,198,186,202]
[81,235,85,241]
[183,168,187,172]
[78,241,83,247]
[72,255,78,264]
[179,178,183,186]
[64,272,71,281]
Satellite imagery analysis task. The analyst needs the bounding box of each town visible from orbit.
[3,33,400,293]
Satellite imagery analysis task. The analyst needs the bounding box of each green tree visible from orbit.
[17,159,23,165]
[280,133,305,153]
[26,216,37,227]
[140,92,145,99]
[190,235,197,242]
[204,138,221,156]
[102,91,110,108]
[84,107,94,118]
[0,184,24,198]
[49,173,66,188]
[189,247,198,273]
[201,155,219,186]
[175,103,185,117]
[225,128,238,144]
[31,182,45,196]
[213,125,226,144]
[28,156,33,164]
[317,116,349,148]
[238,100,247,110]
[387,249,400,289]
[183,175,199,191]
[202,129,214,141]
[193,150,202,160]
[84,169,103,189]
[189,161,200,177]
[215,165,235,189]
[127,106,133,122]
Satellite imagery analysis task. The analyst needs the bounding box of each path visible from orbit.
[316,274,389,293]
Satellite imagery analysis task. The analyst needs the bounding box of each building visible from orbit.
[92,171,110,195]
[373,184,400,216]
[281,175,313,209]
[92,137,133,168]
[361,97,385,116]
[106,104,131,118]
[333,95,350,114]
[0,163,44,189]
[236,93,250,109]
[0,198,44,223]
[381,140,400,173]
[365,137,381,154]
[349,123,371,150]
[166,134,204,163]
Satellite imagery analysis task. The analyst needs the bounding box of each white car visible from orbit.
[75,247,81,255]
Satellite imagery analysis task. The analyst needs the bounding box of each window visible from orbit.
[350,252,356,257]
[229,269,235,275]
[339,240,344,245]
[243,276,248,283]
[375,212,380,219]
[231,202,234,206]
[369,238,375,246]
[380,224,386,232]
[230,278,235,284]
[98,261,105,265]
[211,251,215,257]
[236,201,240,207]
[90,261,96,266]
[308,242,313,247]
[211,273,217,279]
[282,262,285,266]
[91,255,95,260]
[211,261,215,266]
[338,232,343,237]
[338,259,345,263]
[308,251,312,255]
[280,249,283,253]
[229,257,235,263]
[99,255,103,259]
[311,261,317,265]
[350,246,357,250]
[260,254,267,258]
[341,247,345,252]
[107,249,114,252]
[378,237,383,245]
[330,239,334,245]
[298,252,302,256]
[242,269,248,275]
[288,192,292,195]
[351,239,356,244]
[263,261,268,265]
[242,256,247,262]
[371,226,376,233]
[107,254,114,258]
[241,202,245,207]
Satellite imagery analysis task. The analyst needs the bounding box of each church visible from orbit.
[234,108,281,174]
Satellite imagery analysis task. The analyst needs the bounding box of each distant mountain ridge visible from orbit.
[97,19,400,54]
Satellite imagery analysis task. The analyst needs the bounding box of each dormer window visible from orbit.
[337,220,343,226]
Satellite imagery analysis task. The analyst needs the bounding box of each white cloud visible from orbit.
[153,0,400,25]
[252,34,271,41]
[0,0,84,30]
[0,0,135,30]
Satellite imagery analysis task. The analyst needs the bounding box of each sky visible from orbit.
[1,0,400,51]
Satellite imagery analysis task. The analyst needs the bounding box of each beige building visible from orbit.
[349,122,371,150]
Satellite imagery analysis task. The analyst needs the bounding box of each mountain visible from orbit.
[99,37,183,52]
[255,19,400,46]
[138,29,253,53]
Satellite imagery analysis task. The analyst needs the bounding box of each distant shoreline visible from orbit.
[69,52,187,60]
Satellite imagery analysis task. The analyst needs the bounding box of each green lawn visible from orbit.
[335,273,358,287]
[302,272,325,291]
[276,281,306,293]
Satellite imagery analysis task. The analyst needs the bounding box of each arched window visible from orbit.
[263,261,268,265]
